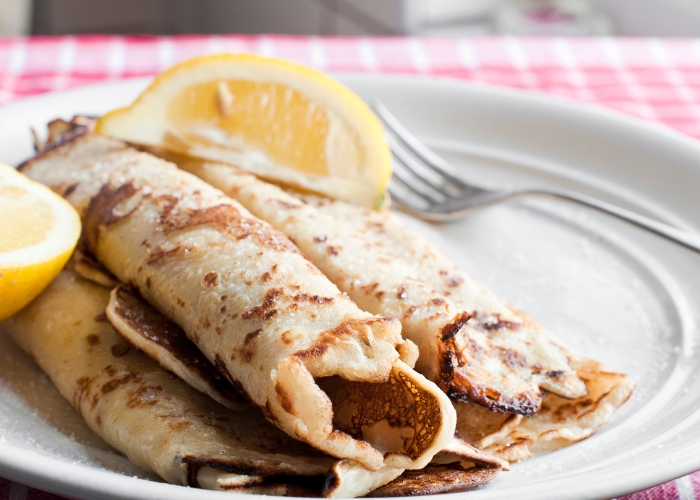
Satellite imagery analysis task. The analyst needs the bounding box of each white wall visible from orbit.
[25,0,700,37]
[0,0,30,35]
[591,0,700,36]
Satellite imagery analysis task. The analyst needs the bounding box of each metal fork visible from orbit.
[372,101,700,255]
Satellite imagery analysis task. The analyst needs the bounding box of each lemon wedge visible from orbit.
[96,53,391,208]
[0,164,81,322]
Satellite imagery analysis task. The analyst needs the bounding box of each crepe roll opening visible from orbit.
[314,361,457,471]
[106,276,453,473]
[20,132,456,472]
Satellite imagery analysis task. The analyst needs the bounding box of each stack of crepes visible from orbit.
[165,149,636,463]
[1,117,634,497]
[4,120,505,498]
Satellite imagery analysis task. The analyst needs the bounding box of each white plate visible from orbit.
[1,75,700,500]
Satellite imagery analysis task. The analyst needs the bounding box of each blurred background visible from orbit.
[1,0,700,38]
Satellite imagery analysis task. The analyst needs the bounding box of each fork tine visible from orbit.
[388,182,433,213]
[391,149,447,204]
[373,101,468,187]
[386,135,463,198]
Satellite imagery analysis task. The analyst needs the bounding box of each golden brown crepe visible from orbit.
[1,269,345,493]
[367,464,499,497]
[298,193,591,407]
[104,279,508,493]
[4,264,504,497]
[455,357,634,462]
[237,181,633,461]
[168,157,588,416]
[19,131,456,471]
[106,283,246,410]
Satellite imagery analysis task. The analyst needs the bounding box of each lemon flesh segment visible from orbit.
[0,164,81,322]
[169,80,337,177]
[0,185,55,253]
[96,54,391,208]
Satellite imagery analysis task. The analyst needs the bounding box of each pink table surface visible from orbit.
[1,34,699,500]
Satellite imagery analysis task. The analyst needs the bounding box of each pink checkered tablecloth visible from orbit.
[1,34,699,500]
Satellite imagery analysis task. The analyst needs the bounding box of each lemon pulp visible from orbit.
[0,185,54,253]
[96,54,388,208]
[0,164,81,322]
[168,80,361,178]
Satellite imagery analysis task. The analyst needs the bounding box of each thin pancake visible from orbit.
[2,266,505,497]
[106,283,246,410]
[367,464,500,497]
[1,269,336,488]
[104,279,507,496]
[19,131,456,471]
[367,434,506,498]
[169,157,586,415]
[6,267,455,497]
[299,194,588,404]
[456,358,634,462]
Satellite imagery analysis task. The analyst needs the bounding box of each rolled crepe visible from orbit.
[290,187,634,463]
[455,357,634,462]
[2,265,506,497]
[169,157,588,416]
[298,193,590,406]
[104,280,508,494]
[1,269,342,492]
[367,465,500,497]
[106,282,247,410]
[19,131,456,471]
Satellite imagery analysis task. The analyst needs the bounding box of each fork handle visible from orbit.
[523,189,700,254]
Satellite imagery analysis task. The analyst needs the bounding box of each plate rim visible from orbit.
[1,73,700,500]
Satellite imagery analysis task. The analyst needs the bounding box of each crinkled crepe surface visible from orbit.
[168,155,633,464]
[18,132,456,471]
[174,157,588,416]
[2,264,506,497]
[458,357,634,462]
[1,270,337,487]
[103,275,507,495]
[7,123,633,497]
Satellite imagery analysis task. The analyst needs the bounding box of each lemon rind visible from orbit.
[96,54,392,199]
